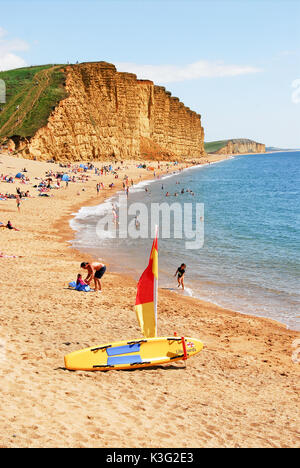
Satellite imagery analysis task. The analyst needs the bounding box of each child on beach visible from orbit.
[174,263,186,290]
[76,274,88,288]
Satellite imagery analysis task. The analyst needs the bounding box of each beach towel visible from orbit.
[0,252,19,258]
[0,255,18,258]
[69,281,91,292]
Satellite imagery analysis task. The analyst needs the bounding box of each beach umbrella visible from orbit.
[15,173,24,179]
[62,174,70,182]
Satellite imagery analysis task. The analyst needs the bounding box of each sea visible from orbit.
[70,151,300,331]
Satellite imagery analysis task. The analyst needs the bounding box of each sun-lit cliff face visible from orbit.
[204,138,265,155]
[215,139,265,155]
[23,62,205,161]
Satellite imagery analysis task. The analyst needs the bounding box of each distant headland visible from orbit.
[205,139,265,155]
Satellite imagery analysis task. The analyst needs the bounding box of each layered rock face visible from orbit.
[216,139,265,155]
[23,62,204,161]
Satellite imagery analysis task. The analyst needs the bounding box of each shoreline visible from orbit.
[57,160,298,337]
[67,154,297,332]
[0,151,299,448]
[206,149,300,156]
[1,148,297,333]
[65,155,251,328]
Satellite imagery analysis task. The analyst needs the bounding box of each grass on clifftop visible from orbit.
[0,64,67,141]
[204,140,229,153]
[205,138,263,153]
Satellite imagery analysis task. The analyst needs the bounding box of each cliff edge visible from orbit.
[0,62,205,161]
[205,139,265,155]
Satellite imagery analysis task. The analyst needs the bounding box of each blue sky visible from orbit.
[0,0,299,147]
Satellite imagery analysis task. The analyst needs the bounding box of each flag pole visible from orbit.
[154,224,158,337]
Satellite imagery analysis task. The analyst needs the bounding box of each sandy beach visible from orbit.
[0,152,299,448]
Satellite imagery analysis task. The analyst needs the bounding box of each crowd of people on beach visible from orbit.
[67,160,189,293]
[1,155,189,293]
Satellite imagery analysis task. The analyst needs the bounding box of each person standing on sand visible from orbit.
[80,261,106,292]
[16,195,21,212]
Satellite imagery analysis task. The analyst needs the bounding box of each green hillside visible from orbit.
[205,139,264,154]
[0,64,67,142]
[204,140,229,153]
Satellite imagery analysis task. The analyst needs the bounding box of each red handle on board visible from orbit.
[181,336,188,361]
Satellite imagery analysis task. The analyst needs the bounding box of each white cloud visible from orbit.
[0,27,6,39]
[279,50,297,56]
[115,60,262,84]
[0,27,29,71]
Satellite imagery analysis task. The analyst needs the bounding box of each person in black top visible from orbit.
[0,221,19,231]
[174,263,186,290]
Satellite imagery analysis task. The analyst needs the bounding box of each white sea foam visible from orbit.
[70,159,227,228]
[182,287,194,297]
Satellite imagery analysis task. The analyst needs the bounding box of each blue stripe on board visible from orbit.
[107,354,142,366]
[106,344,141,356]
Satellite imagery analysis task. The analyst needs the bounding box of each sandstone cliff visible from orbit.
[16,62,204,161]
[205,139,265,155]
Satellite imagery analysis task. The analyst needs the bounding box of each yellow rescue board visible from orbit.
[64,336,203,371]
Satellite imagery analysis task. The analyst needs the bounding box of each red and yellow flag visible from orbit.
[135,231,158,338]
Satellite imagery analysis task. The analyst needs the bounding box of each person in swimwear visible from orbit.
[174,263,186,290]
[135,215,140,229]
[76,274,88,288]
[16,195,21,212]
[112,203,118,226]
[80,261,106,292]
[0,221,19,231]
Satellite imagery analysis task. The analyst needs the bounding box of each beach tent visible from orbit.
[15,173,24,179]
